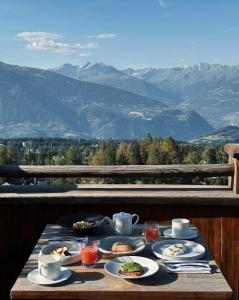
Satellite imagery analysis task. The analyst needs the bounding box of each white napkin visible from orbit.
[165,262,211,273]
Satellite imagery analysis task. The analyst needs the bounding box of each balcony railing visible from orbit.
[1,143,239,300]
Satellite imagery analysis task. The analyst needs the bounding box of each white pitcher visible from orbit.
[105,212,139,235]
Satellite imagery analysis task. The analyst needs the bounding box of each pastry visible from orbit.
[111,242,133,253]
[51,247,71,257]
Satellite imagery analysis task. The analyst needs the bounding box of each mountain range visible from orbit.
[53,62,239,130]
[51,62,179,104]
[124,63,239,128]
[0,61,213,140]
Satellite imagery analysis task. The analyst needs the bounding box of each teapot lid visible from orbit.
[114,212,131,217]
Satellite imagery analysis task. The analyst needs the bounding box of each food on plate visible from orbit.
[163,243,186,256]
[111,242,133,253]
[119,260,144,276]
[50,247,71,257]
[72,220,93,230]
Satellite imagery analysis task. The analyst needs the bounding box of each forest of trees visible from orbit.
[0,135,228,185]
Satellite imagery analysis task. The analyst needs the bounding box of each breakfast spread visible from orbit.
[72,220,93,230]
[163,243,187,256]
[119,260,144,276]
[35,214,205,284]
[50,247,71,257]
[111,242,133,253]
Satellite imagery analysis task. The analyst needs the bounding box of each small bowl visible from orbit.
[57,213,108,234]
[39,242,81,265]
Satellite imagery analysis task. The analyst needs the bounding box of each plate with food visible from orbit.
[151,239,206,261]
[104,256,159,279]
[39,242,81,265]
[57,213,108,234]
[98,236,146,257]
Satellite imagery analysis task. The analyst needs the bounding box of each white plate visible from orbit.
[27,267,72,285]
[163,228,198,239]
[98,236,146,257]
[151,239,206,261]
[104,256,159,279]
[39,242,81,265]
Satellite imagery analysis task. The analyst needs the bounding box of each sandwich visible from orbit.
[119,261,144,276]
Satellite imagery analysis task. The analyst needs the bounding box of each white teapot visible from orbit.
[105,212,139,235]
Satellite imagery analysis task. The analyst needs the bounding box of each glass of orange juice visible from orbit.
[144,221,160,244]
[81,241,98,268]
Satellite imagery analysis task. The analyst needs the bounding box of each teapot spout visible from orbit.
[104,216,114,228]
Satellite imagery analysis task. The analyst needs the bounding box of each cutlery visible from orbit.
[164,260,209,264]
[166,263,210,269]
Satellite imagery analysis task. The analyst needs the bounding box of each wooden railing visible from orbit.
[0,142,239,192]
[0,163,233,177]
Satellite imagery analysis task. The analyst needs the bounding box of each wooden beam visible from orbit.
[224,143,239,157]
[0,184,238,206]
[224,143,239,194]
[232,159,239,194]
[0,164,233,178]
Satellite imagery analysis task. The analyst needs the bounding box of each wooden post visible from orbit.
[224,143,239,194]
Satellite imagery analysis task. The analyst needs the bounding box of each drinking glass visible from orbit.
[81,241,98,269]
[144,221,160,243]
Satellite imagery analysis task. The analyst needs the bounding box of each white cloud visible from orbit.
[17,32,62,43]
[89,33,116,39]
[78,53,90,57]
[158,0,168,8]
[17,32,97,54]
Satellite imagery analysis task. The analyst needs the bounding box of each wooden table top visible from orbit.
[10,224,232,300]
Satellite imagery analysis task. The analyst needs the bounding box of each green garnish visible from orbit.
[120,261,144,273]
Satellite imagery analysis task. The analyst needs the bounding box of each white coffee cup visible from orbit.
[38,255,61,280]
[172,218,190,236]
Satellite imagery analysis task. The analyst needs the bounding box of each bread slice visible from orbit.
[119,269,143,276]
[119,261,144,276]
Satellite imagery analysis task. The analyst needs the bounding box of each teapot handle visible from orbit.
[132,214,139,225]
[104,216,114,228]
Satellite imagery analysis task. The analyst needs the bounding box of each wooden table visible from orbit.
[10,224,232,300]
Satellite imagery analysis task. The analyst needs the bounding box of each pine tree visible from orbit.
[146,144,159,165]
[116,142,129,165]
[127,141,141,165]
[103,141,116,165]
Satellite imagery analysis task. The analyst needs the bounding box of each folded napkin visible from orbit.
[164,262,211,274]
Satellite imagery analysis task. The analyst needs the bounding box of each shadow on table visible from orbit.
[71,271,105,284]
[127,272,178,286]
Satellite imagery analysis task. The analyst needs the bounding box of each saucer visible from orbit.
[163,228,198,239]
[27,267,72,285]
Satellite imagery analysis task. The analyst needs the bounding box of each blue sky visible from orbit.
[1,0,239,69]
